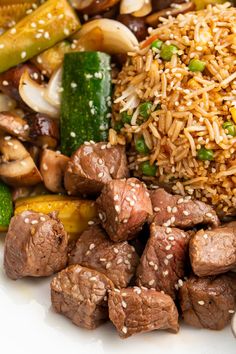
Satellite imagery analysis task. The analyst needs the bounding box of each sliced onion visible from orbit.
[45,67,62,108]
[120,0,144,14]
[232,313,236,338]
[132,0,152,17]
[75,19,139,54]
[19,71,59,118]
[0,93,16,112]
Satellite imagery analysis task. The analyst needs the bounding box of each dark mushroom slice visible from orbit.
[26,113,59,149]
[40,149,70,193]
[117,14,148,41]
[72,0,120,15]
[0,137,42,187]
[0,63,42,109]
[146,2,195,27]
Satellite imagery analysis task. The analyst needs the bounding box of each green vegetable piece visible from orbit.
[139,101,152,119]
[121,111,132,124]
[188,59,206,72]
[135,137,149,154]
[160,44,178,61]
[222,121,236,137]
[61,51,112,156]
[197,148,214,161]
[141,161,157,176]
[114,121,123,132]
[151,39,163,50]
[0,0,80,74]
[0,181,13,231]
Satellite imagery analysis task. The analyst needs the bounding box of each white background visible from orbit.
[0,236,235,354]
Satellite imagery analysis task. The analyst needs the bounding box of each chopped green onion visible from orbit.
[135,137,149,154]
[141,161,157,176]
[188,59,206,72]
[222,121,236,137]
[151,39,163,50]
[121,111,132,124]
[197,148,214,161]
[139,101,152,119]
[160,44,178,61]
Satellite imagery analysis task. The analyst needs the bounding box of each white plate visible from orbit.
[0,236,235,354]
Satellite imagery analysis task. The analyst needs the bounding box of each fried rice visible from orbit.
[111,2,236,215]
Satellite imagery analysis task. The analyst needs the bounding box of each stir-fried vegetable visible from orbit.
[135,137,149,154]
[188,59,206,72]
[0,0,80,74]
[139,101,152,119]
[222,121,236,136]
[0,181,13,232]
[150,39,163,50]
[15,195,97,241]
[197,148,214,161]
[60,51,112,155]
[140,161,157,176]
[160,43,179,61]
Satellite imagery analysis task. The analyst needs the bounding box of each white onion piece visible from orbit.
[76,19,139,54]
[120,0,144,14]
[45,67,62,108]
[232,313,236,338]
[0,93,16,112]
[132,0,152,17]
[19,71,59,118]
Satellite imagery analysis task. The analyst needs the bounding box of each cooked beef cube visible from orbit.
[179,275,236,330]
[96,178,152,242]
[136,224,190,298]
[64,142,129,196]
[108,287,179,338]
[68,226,139,288]
[149,188,219,228]
[190,225,236,277]
[51,264,113,329]
[4,211,68,280]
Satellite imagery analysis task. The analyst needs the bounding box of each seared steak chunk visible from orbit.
[4,211,68,280]
[190,225,236,277]
[108,287,179,338]
[96,178,152,242]
[64,142,129,196]
[149,188,219,228]
[68,226,139,288]
[179,275,236,330]
[136,224,190,298]
[51,265,113,329]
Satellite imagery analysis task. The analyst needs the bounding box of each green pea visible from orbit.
[222,121,236,137]
[139,101,152,119]
[151,39,163,50]
[197,148,214,161]
[113,121,123,132]
[188,59,206,72]
[121,111,132,124]
[160,44,178,61]
[141,161,157,176]
[135,137,149,154]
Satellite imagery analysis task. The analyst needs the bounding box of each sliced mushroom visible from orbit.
[0,111,29,141]
[71,0,120,15]
[26,113,59,149]
[117,14,148,41]
[0,137,42,187]
[146,2,195,27]
[0,111,59,148]
[40,149,70,193]
[0,63,41,110]
[0,93,16,112]
[132,0,152,17]
[120,0,145,14]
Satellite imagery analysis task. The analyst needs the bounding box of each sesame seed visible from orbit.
[163,270,169,276]
[178,279,184,287]
[168,236,175,241]
[113,247,119,254]
[88,220,95,225]
[172,207,177,213]
[166,227,172,234]
[98,172,104,178]
[0,44,5,49]
[114,194,119,201]
[89,243,95,250]
[2,80,8,86]
[122,326,127,334]
[117,258,123,265]
[170,216,175,224]
[164,259,169,265]
[10,28,16,34]
[122,301,127,308]
[110,166,115,174]
[167,206,172,213]
[166,254,173,259]
[149,261,154,266]
[64,28,70,36]
[24,218,30,224]
[42,163,48,171]
[206,212,213,218]
[114,288,120,293]
[100,258,106,262]
[198,300,205,306]
[124,259,130,265]
[203,234,208,239]
[106,262,111,269]
[85,250,90,256]
[70,132,76,138]
[98,158,103,165]
[129,200,135,206]
[183,210,190,216]
[40,217,46,222]
[228,310,235,314]
[148,279,155,286]
[123,219,128,224]
[115,205,120,213]
[21,51,27,59]
[31,220,38,225]
[71,82,77,88]
[133,287,141,294]
[90,277,97,281]
[177,198,184,204]
[44,31,50,39]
